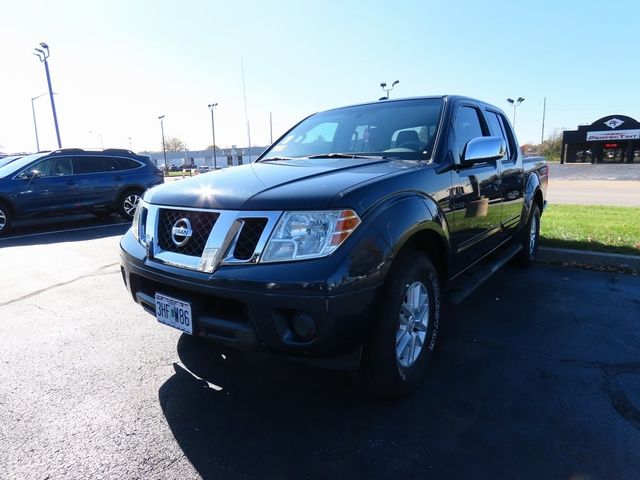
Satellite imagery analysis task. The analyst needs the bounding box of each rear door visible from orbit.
[74,156,125,208]
[485,110,524,235]
[448,103,503,270]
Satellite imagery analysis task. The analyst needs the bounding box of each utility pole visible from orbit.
[269,111,273,144]
[158,115,167,167]
[33,42,62,148]
[541,97,547,144]
[208,103,218,169]
[241,59,251,149]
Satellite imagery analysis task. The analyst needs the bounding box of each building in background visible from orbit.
[140,145,268,168]
[561,115,640,164]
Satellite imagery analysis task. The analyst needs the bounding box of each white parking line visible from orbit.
[0,222,129,241]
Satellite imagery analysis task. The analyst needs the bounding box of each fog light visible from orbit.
[292,312,317,341]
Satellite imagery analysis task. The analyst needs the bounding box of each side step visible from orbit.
[445,243,522,306]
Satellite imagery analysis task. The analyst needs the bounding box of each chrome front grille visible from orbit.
[157,208,219,257]
[143,205,281,273]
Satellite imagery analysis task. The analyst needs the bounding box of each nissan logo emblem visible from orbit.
[171,218,193,247]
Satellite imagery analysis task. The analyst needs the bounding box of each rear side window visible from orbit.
[453,106,485,160]
[485,112,509,160]
[115,158,142,170]
[496,114,519,161]
[75,156,119,174]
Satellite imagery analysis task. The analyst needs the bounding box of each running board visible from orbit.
[445,243,522,306]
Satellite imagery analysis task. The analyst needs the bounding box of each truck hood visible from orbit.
[144,158,420,211]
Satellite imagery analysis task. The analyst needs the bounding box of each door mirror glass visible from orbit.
[462,136,506,166]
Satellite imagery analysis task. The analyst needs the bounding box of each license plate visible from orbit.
[155,293,193,335]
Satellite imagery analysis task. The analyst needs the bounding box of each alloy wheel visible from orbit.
[396,281,430,368]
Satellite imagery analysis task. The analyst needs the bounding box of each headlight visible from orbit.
[261,209,361,262]
[131,200,148,245]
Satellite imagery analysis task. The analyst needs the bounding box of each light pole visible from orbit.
[208,103,218,169]
[89,130,104,149]
[158,115,167,167]
[506,97,525,128]
[379,80,399,100]
[33,42,62,148]
[31,92,51,151]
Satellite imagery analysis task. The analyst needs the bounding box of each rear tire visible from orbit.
[0,202,12,236]
[118,190,142,221]
[518,204,540,267]
[359,251,441,399]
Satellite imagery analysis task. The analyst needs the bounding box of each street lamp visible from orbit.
[89,130,104,149]
[208,103,218,169]
[158,115,167,167]
[33,42,62,148]
[31,92,54,151]
[379,80,399,100]
[506,97,525,128]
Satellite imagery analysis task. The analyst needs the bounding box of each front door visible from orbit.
[14,156,80,215]
[448,105,503,272]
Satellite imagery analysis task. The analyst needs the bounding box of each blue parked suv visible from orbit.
[0,148,163,235]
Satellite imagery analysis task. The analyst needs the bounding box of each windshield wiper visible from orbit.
[306,153,387,160]
[260,156,300,162]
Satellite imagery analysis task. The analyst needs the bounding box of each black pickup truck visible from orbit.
[120,95,547,397]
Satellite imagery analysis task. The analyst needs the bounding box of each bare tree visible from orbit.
[163,137,187,152]
[538,128,564,161]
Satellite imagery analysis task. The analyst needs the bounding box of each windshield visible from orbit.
[0,153,48,178]
[0,156,22,169]
[260,98,443,162]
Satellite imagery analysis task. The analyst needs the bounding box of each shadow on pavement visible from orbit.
[0,214,129,247]
[157,264,640,480]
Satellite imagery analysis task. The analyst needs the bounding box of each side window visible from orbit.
[49,157,74,176]
[114,158,142,170]
[21,158,51,178]
[75,156,118,174]
[485,112,509,160]
[453,106,485,160]
[496,114,519,161]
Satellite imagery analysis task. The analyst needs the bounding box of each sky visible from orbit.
[1,0,640,154]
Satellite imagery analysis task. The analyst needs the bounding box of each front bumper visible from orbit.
[119,230,383,360]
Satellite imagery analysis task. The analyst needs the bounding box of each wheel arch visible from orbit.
[371,194,450,287]
[522,172,544,226]
[0,195,15,216]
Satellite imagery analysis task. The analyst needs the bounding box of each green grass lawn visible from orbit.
[540,204,640,256]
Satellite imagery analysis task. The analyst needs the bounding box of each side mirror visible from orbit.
[461,136,506,166]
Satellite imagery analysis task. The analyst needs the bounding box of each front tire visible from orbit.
[359,251,441,399]
[0,202,12,236]
[118,190,142,221]
[518,203,540,267]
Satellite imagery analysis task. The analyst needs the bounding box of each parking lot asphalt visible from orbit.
[545,164,640,206]
[1,223,640,479]
[549,163,640,181]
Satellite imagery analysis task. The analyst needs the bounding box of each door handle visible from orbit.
[66,180,76,185]
[114,176,124,181]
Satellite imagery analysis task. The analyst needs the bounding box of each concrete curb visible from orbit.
[537,246,640,272]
